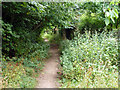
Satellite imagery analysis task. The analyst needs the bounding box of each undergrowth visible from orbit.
[2,42,50,88]
[59,30,118,88]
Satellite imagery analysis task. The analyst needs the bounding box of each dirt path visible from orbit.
[36,44,60,88]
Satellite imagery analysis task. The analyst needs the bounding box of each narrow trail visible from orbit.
[36,44,60,88]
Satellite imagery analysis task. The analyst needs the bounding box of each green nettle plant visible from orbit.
[60,30,118,88]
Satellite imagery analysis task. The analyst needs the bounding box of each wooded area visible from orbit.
[1,1,120,88]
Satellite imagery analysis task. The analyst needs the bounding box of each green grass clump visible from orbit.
[59,31,118,88]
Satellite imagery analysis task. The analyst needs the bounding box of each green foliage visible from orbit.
[59,30,118,88]
[75,12,105,33]
[2,2,51,88]
[2,61,36,88]
[50,33,62,44]
[103,2,119,26]
[43,32,62,44]
[2,21,20,56]
[2,2,119,88]
[74,2,119,33]
[2,42,49,88]
[2,2,77,57]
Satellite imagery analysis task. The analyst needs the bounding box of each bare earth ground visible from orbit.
[36,44,60,88]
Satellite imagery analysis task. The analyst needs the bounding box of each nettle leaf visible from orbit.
[110,1,114,5]
[114,8,118,15]
[105,18,110,26]
[110,16,115,23]
[109,10,115,17]
[113,9,119,19]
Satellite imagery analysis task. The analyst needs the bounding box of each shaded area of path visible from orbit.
[36,44,60,88]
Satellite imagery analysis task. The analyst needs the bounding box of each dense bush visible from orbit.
[76,12,105,33]
[2,21,20,57]
[59,30,118,88]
